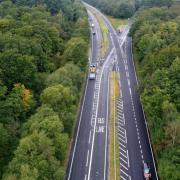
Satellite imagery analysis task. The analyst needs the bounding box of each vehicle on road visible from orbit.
[143,162,151,180]
[91,23,95,28]
[89,64,96,80]
[92,31,96,35]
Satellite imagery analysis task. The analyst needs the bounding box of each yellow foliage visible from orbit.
[15,83,32,111]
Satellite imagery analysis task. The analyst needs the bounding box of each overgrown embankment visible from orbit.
[94,11,109,60]
[131,7,180,179]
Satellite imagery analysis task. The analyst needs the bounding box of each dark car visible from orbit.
[144,162,151,180]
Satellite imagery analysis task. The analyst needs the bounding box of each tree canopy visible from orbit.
[131,6,180,179]
[0,0,90,178]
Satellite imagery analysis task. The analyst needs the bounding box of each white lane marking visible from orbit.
[127,150,130,168]
[120,169,129,177]
[127,79,130,86]
[104,72,110,180]
[89,131,92,144]
[127,38,158,178]
[118,136,126,144]
[120,147,127,154]
[120,156,128,165]
[67,67,89,180]
[118,133,126,141]
[84,174,87,180]
[118,125,126,131]
[118,129,126,135]
[87,49,114,180]
[120,176,126,180]
[120,151,127,159]
[140,144,142,150]
[126,71,129,77]
[113,70,117,180]
[86,5,142,180]
[129,87,132,95]
[141,98,159,178]
[86,150,90,167]
[118,122,125,126]
[119,142,126,149]
[120,163,128,171]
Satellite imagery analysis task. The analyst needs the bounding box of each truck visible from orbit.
[89,64,96,80]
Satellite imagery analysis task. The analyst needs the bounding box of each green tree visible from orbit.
[0,50,36,89]
[62,37,88,70]
[3,131,64,180]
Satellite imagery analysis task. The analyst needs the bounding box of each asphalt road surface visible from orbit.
[66,3,158,180]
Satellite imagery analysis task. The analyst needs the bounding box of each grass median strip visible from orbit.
[109,71,120,180]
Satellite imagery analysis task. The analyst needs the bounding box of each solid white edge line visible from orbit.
[67,72,89,180]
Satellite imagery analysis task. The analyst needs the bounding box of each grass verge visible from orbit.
[107,15,128,29]
[109,71,120,180]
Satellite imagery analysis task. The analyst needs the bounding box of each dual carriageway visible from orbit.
[66,3,158,180]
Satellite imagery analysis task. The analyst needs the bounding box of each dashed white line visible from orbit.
[139,144,142,150]
[86,150,90,167]
[127,79,130,86]
[88,131,92,144]
[126,71,129,77]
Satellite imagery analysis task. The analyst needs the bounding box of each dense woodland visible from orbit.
[0,0,89,179]
[131,6,180,180]
[84,0,135,18]
[84,0,174,18]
